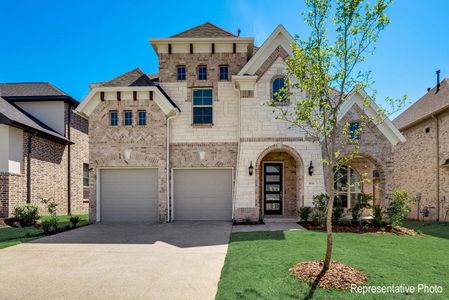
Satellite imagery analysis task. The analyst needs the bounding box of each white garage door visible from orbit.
[100,168,158,222]
[174,169,232,221]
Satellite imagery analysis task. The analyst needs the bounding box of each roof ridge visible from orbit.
[170,22,237,38]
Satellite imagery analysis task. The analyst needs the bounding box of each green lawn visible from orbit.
[217,223,449,300]
[0,214,88,250]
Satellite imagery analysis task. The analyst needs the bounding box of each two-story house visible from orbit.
[77,23,404,223]
[0,82,89,217]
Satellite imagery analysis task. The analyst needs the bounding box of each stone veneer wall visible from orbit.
[158,53,247,101]
[394,109,449,220]
[88,98,167,223]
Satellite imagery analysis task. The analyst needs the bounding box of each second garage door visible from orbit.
[174,169,232,220]
[100,168,158,222]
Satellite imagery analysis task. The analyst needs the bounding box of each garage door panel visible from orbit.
[174,169,232,221]
[100,169,158,222]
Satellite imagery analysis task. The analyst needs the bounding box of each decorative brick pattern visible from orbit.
[88,98,168,222]
[170,142,238,168]
[255,46,289,79]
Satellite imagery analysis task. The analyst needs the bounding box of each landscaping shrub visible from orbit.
[350,193,372,223]
[298,207,312,222]
[312,193,328,226]
[373,205,384,227]
[14,204,39,226]
[387,190,413,226]
[41,218,58,234]
[69,215,80,227]
[332,206,343,223]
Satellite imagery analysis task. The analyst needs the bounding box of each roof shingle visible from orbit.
[99,68,155,87]
[170,22,237,38]
[0,82,67,97]
[393,78,449,130]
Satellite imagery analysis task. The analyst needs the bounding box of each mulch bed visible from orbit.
[298,222,419,236]
[290,260,368,289]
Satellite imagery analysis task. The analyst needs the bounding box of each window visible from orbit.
[110,111,118,126]
[138,110,147,126]
[177,65,186,81]
[219,65,229,81]
[334,166,362,208]
[124,110,133,126]
[83,164,89,188]
[272,77,286,102]
[192,89,213,124]
[198,65,207,80]
[349,121,360,139]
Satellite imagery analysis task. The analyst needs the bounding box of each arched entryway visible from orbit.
[255,145,304,218]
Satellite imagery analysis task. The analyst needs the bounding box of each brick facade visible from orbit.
[88,98,167,222]
[0,105,89,218]
[394,109,449,220]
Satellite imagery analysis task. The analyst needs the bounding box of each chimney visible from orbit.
[436,70,441,93]
[237,29,241,37]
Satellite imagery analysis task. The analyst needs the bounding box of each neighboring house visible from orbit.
[394,76,449,221]
[76,22,404,223]
[0,83,89,217]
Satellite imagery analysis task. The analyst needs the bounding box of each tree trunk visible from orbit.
[323,165,335,271]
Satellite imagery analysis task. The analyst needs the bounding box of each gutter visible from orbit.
[67,106,71,215]
[166,110,180,222]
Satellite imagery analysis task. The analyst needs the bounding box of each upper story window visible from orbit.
[124,110,133,126]
[110,111,118,126]
[219,65,229,81]
[272,77,286,102]
[349,121,360,140]
[198,65,207,80]
[177,65,186,81]
[192,89,213,125]
[83,163,89,188]
[334,165,362,208]
[138,110,147,126]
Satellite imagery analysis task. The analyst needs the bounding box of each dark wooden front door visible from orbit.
[263,163,283,215]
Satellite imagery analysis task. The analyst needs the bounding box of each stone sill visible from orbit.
[191,124,214,128]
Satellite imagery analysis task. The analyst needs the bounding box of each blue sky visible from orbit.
[1,0,448,116]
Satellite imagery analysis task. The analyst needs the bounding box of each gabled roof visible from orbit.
[99,68,155,87]
[393,78,449,130]
[0,96,71,144]
[170,22,236,38]
[0,82,78,106]
[238,24,295,76]
[77,68,180,117]
[339,87,405,146]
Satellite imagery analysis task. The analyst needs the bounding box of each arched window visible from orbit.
[272,77,286,102]
[334,165,362,208]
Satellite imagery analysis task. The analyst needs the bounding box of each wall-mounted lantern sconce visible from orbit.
[308,161,314,176]
[249,161,254,176]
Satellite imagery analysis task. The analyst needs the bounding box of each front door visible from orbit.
[264,163,283,215]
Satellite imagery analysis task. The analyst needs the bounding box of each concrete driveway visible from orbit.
[0,221,231,300]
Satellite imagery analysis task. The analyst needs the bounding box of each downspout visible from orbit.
[433,114,440,222]
[232,81,242,221]
[67,106,71,215]
[166,111,179,222]
[26,133,33,203]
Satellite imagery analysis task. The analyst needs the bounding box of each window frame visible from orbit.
[349,121,360,140]
[109,110,118,126]
[177,65,186,81]
[83,163,89,188]
[138,110,147,126]
[271,75,287,104]
[192,88,213,125]
[219,65,229,81]
[197,65,207,80]
[334,165,363,209]
[123,110,133,126]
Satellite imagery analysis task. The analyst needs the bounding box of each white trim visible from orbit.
[171,167,234,221]
[338,87,406,145]
[238,24,295,76]
[96,167,159,223]
[166,112,180,222]
[262,161,285,216]
[76,86,178,118]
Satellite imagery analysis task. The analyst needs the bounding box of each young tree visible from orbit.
[273,0,405,271]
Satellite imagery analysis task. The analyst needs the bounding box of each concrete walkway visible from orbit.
[0,221,231,300]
